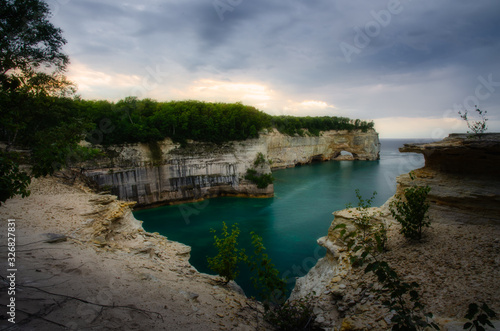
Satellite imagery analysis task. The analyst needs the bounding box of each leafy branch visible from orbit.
[464,302,497,331]
[458,107,488,135]
[334,190,439,331]
[389,172,431,241]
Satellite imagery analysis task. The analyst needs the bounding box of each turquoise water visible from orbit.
[134,139,429,298]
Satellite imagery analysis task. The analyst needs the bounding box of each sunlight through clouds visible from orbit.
[49,0,500,138]
[67,62,142,96]
[373,117,465,139]
[282,100,337,116]
[188,79,275,103]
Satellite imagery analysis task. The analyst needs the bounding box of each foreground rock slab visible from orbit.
[0,176,264,330]
[292,134,500,330]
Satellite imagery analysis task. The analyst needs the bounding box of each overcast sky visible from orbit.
[48,0,500,138]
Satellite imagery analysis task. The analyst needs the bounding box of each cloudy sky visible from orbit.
[48,0,500,138]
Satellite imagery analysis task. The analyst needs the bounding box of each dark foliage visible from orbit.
[464,303,496,331]
[78,97,375,145]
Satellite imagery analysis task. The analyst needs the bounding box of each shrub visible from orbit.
[254,152,267,167]
[0,151,31,204]
[346,189,378,239]
[245,168,274,189]
[458,107,488,135]
[334,190,438,331]
[464,303,496,331]
[245,232,318,329]
[265,295,319,331]
[245,232,287,307]
[389,173,431,240]
[207,222,246,283]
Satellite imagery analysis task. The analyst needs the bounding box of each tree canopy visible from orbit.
[0,0,68,76]
[0,0,93,203]
[78,97,375,146]
[0,0,376,205]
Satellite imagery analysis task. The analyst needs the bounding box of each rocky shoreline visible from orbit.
[82,129,380,207]
[291,134,500,330]
[0,175,266,330]
[1,134,498,330]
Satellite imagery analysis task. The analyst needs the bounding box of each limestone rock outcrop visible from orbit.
[266,129,380,168]
[84,137,273,207]
[291,133,500,330]
[400,133,500,178]
[83,129,380,207]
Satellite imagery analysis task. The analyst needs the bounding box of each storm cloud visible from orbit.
[48,0,500,137]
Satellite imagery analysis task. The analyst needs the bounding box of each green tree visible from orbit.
[207,222,246,283]
[0,0,68,76]
[245,232,287,307]
[389,172,431,240]
[0,0,95,204]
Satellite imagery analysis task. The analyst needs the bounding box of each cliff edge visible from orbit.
[82,129,380,207]
[0,174,265,330]
[291,134,500,330]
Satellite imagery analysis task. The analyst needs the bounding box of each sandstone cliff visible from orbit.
[266,129,380,168]
[83,129,380,207]
[291,133,500,330]
[0,175,265,330]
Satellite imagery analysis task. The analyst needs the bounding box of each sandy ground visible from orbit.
[0,176,266,330]
[289,169,500,330]
[334,203,500,330]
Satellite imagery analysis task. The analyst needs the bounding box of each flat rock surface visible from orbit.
[292,168,500,330]
[0,176,264,330]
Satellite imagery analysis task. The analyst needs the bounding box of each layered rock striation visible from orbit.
[291,133,500,330]
[0,176,264,330]
[266,129,380,168]
[400,133,500,178]
[83,129,380,207]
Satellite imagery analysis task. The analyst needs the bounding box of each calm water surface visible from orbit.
[134,139,430,298]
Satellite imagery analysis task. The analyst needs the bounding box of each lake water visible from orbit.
[134,138,430,298]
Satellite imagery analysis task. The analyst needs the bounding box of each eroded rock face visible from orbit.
[82,129,380,206]
[84,136,273,206]
[266,129,380,168]
[291,133,500,330]
[400,133,500,178]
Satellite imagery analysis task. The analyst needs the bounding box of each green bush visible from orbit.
[245,232,287,307]
[389,173,431,240]
[264,295,319,331]
[245,169,274,189]
[335,190,438,331]
[458,107,488,135]
[207,222,246,283]
[245,232,318,330]
[0,151,31,204]
[464,303,496,331]
[254,152,267,167]
[207,223,319,330]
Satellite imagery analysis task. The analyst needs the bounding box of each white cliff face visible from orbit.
[267,129,380,168]
[83,129,380,206]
